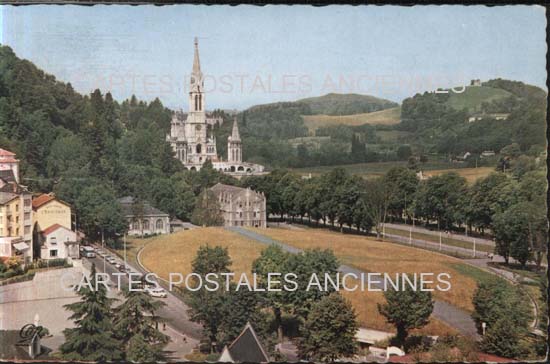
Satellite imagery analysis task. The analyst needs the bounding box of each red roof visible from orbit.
[32,193,71,210]
[0,158,19,163]
[41,224,70,236]
[0,148,15,156]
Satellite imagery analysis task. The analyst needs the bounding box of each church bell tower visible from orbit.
[189,37,204,113]
[227,118,242,163]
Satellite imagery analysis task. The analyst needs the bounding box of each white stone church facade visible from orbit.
[167,38,265,177]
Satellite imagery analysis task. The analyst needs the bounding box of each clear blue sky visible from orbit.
[1,5,546,110]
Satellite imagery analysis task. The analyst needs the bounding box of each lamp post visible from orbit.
[124,233,127,269]
[101,228,105,272]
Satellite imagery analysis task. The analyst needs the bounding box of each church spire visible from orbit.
[192,37,201,76]
[231,117,241,142]
[189,37,204,112]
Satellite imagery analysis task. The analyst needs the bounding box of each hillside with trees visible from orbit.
[0,45,237,243]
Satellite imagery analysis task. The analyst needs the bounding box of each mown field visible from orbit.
[421,167,494,184]
[302,107,401,133]
[292,161,493,183]
[140,227,264,280]
[445,86,512,111]
[139,227,491,335]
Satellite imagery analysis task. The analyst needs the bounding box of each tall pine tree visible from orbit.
[60,263,123,361]
[113,288,170,361]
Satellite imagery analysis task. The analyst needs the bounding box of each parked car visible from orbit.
[81,246,96,258]
[146,287,167,298]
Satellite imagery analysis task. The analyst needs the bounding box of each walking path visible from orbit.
[227,226,480,339]
[383,232,489,258]
[384,223,495,247]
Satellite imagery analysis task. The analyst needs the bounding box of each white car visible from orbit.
[106,257,117,264]
[146,287,167,298]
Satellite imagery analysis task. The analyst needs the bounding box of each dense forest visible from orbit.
[0,45,236,241]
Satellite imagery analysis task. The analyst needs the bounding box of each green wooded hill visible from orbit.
[297,93,398,116]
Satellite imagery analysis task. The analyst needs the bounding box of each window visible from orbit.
[143,220,150,230]
[50,237,57,245]
[24,199,31,207]
[196,144,202,154]
[156,219,164,230]
[50,250,58,257]
[239,212,243,218]
[24,226,30,234]
[24,212,30,221]
[132,219,140,230]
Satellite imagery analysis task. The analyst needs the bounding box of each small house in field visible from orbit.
[118,197,170,236]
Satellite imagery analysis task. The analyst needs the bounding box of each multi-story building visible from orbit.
[0,150,33,263]
[209,183,267,228]
[32,193,78,260]
[32,193,72,231]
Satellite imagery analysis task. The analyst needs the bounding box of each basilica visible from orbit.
[167,38,265,177]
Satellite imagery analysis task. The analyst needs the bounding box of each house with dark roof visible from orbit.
[218,322,270,363]
[118,197,171,236]
[0,330,50,360]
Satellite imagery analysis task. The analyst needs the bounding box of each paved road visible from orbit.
[227,226,480,339]
[86,254,202,341]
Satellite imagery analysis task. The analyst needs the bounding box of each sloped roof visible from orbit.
[32,194,55,209]
[0,192,18,205]
[0,148,16,156]
[0,170,16,183]
[117,196,169,217]
[41,224,72,236]
[210,183,247,195]
[0,330,50,360]
[32,193,71,210]
[223,322,269,363]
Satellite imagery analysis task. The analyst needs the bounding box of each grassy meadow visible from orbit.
[248,227,480,313]
[302,107,401,132]
[138,226,487,335]
[291,160,493,183]
[140,227,264,280]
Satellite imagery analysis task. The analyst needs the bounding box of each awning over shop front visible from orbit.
[13,242,30,251]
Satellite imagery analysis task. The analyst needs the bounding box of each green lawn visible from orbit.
[445,86,512,112]
[447,262,500,284]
